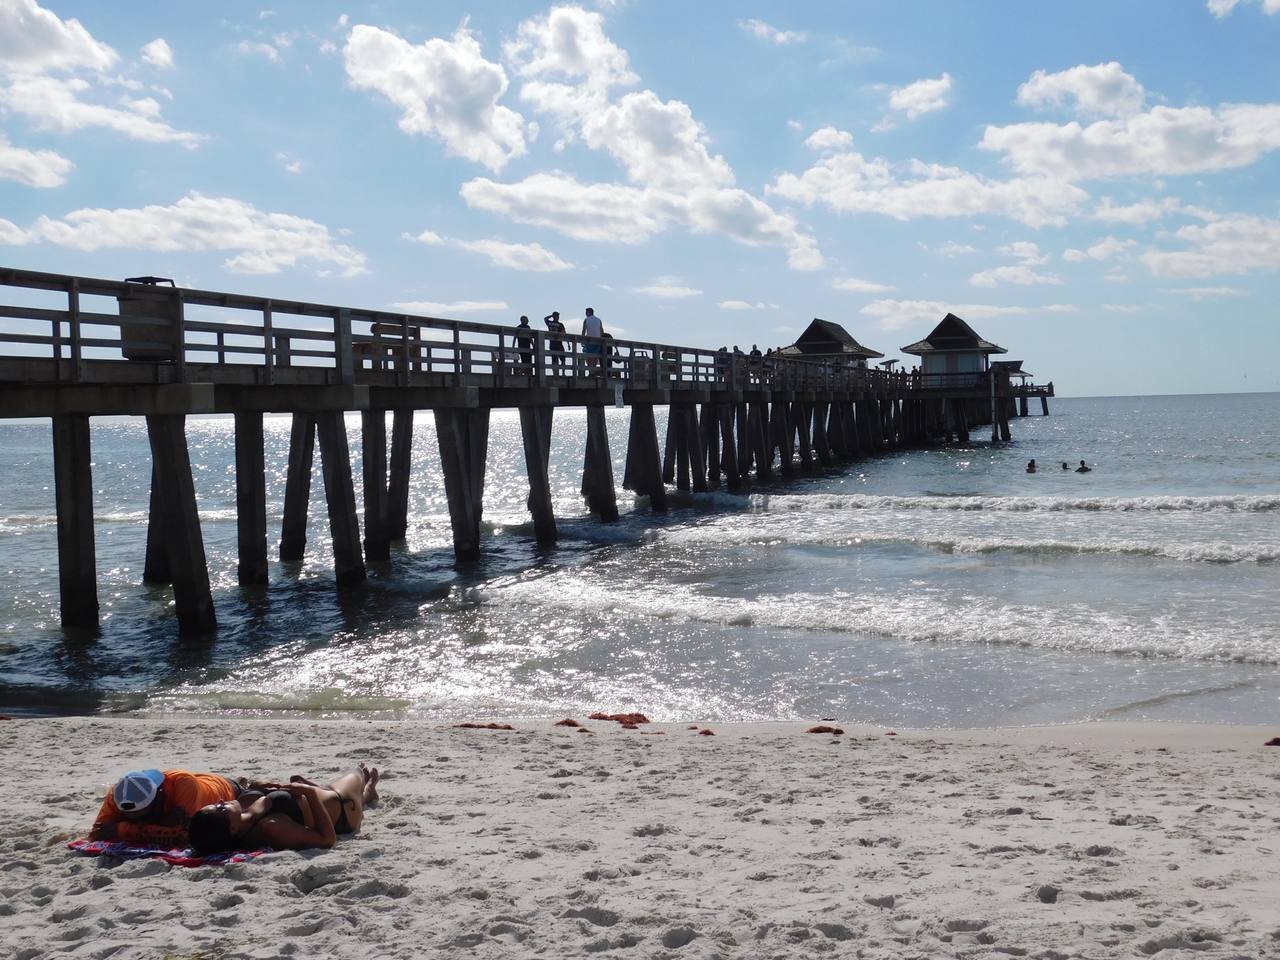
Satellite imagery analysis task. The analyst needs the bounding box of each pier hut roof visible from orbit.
[992,359,1032,379]
[778,318,884,359]
[900,313,1007,356]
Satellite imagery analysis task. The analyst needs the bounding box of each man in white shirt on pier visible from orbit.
[582,307,604,370]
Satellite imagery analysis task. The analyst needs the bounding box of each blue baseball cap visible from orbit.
[113,769,164,812]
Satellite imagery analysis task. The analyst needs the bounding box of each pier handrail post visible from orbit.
[263,301,275,385]
[335,307,354,384]
[535,330,546,385]
[172,287,187,381]
[651,343,663,386]
[496,331,506,385]
[68,277,84,383]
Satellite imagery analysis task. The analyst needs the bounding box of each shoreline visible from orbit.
[4,717,1278,958]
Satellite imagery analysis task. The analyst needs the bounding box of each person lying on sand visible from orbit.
[188,764,379,854]
[90,769,240,846]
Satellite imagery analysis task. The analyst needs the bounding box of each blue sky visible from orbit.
[1,0,1278,396]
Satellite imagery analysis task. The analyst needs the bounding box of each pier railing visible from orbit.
[0,267,919,395]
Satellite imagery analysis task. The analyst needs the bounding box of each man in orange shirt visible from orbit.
[89,769,239,846]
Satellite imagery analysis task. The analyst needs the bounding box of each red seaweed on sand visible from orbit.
[806,725,845,735]
[589,712,650,725]
[554,718,581,727]
[698,729,716,736]
[454,722,515,730]
[1265,737,1280,746]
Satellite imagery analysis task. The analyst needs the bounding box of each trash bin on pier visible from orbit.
[117,276,178,361]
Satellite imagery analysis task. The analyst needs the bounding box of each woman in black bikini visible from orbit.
[188,764,379,854]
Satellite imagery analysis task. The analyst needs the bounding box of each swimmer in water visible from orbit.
[1062,461,1070,470]
[1075,460,1091,473]
[1026,459,1037,473]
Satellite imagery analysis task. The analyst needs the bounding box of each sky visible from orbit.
[0,1,1278,397]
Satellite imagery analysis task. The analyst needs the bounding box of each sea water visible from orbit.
[1,393,1277,726]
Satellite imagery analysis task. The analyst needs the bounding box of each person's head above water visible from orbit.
[1062,462,1070,469]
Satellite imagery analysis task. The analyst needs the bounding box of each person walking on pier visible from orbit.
[543,311,566,372]
[582,307,604,371]
[514,315,534,375]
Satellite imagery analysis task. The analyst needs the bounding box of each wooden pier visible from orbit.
[0,267,1051,637]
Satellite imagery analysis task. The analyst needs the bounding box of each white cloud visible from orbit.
[236,40,280,63]
[718,300,771,310]
[472,9,823,270]
[1164,286,1244,298]
[1141,213,1280,277]
[140,38,173,69]
[982,95,1280,181]
[0,75,201,147]
[738,19,807,45]
[921,240,978,257]
[1104,270,1129,283]
[633,277,701,298]
[887,73,953,120]
[274,152,302,174]
[970,264,1063,287]
[0,4,196,152]
[786,119,803,132]
[405,226,572,270]
[1101,303,1147,313]
[996,240,1049,265]
[770,149,1088,227]
[1092,196,1181,224]
[0,0,117,73]
[1062,236,1136,262]
[860,298,1075,330]
[1016,62,1146,119]
[0,217,28,244]
[462,172,664,242]
[406,229,445,245]
[0,133,72,187]
[345,23,528,172]
[833,277,895,293]
[454,237,572,271]
[804,126,854,151]
[17,192,366,275]
[390,300,509,315]
[1208,0,1280,16]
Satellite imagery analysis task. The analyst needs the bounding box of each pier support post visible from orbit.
[686,403,708,493]
[773,402,796,476]
[387,410,414,540]
[1041,396,1049,416]
[434,407,491,561]
[582,404,619,521]
[794,402,814,470]
[998,405,1012,442]
[280,413,315,562]
[662,408,676,485]
[813,401,832,465]
[146,414,216,635]
[828,402,847,458]
[52,414,99,631]
[519,406,557,544]
[702,404,721,489]
[143,464,170,585]
[719,405,741,492]
[361,411,390,563]
[1019,396,1029,417]
[316,410,367,585]
[625,403,667,510]
[735,403,750,479]
[845,401,863,458]
[750,400,772,480]
[234,411,268,586]
[672,403,691,491]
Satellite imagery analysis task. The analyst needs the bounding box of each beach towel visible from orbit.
[68,838,272,868]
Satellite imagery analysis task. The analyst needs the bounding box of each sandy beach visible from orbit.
[1,717,1278,959]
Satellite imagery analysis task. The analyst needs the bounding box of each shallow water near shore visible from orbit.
[1,392,1278,725]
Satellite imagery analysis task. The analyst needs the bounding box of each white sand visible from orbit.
[2,717,1279,959]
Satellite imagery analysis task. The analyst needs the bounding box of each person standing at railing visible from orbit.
[582,307,604,371]
[715,346,729,383]
[543,311,566,372]
[748,344,762,385]
[514,315,534,375]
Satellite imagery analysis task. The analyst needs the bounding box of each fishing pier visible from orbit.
[0,268,1051,637]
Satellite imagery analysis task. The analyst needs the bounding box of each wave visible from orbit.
[478,579,1280,666]
[750,493,1280,514]
[659,526,1280,564]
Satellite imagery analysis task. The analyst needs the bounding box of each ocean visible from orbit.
[1,392,1277,726]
